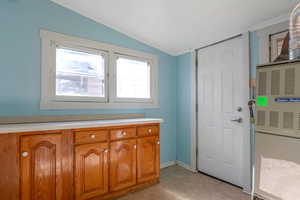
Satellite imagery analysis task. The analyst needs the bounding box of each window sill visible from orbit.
[40,100,159,110]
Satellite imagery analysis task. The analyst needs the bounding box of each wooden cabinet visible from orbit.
[1,123,160,200]
[137,136,160,183]
[110,139,137,191]
[75,143,109,200]
[20,134,63,200]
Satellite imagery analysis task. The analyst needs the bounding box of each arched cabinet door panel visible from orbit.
[110,139,137,192]
[75,143,109,200]
[21,134,63,200]
[137,136,160,183]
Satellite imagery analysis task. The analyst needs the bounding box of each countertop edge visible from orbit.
[0,118,163,134]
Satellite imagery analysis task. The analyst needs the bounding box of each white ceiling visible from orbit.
[51,0,299,56]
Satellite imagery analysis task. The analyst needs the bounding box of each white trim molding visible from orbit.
[176,160,197,173]
[160,161,176,169]
[40,29,159,110]
[190,51,197,172]
[160,160,197,173]
[242,32,252,193]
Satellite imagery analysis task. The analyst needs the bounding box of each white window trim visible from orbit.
[54,43,109,103]
[111,53,156,103]
[40,29,159,110]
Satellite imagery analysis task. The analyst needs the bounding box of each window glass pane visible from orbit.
[56,48,105,97]
[116,57,151,99]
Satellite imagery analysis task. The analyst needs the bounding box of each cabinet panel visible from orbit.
[0,134,19,200]
[75,143,109,200]
[21,134,63,200]
[137,136,160,183]
[110,139,137,191]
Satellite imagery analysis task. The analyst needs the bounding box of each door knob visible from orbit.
[90,134,96,139]
[231,118,243,123]
[21,152,29,157]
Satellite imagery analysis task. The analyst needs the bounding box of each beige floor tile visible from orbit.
[117,165,251,200]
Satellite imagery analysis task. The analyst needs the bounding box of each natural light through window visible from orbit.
[56,48,105,98]
[116,57,151,99]
[41,30,158,109]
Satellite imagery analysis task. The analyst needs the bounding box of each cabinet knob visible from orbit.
[148,129,152,133]
[122,131,127,136]
[104,149,109,153]
[157,141,160,145]
[22,152,29,157]
[133,145,137,149]
[90,134,96,139]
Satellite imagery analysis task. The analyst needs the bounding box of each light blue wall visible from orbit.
[0,0,177,164]
[0,0,265,167]
[176,53,193,165]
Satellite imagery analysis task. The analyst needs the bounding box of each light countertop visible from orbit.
[0,118,163,134]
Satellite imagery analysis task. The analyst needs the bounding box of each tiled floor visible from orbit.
[117,165,251,200]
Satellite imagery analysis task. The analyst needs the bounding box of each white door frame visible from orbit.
[190,32,251,193]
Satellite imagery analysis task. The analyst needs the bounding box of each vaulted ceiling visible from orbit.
[51,0,299,55]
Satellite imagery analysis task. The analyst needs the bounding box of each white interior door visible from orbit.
[197,34,250,188]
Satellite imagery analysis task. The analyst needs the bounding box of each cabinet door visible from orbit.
[21,134,63,200]
[75,143,109,200]
[137,136,160,183]
[110,139,137,191]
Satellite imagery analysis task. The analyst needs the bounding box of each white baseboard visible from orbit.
[160,160,176,169]
[175,160,197,172]
[254,193,267,200]
[160,160,197,173]
[243,188,251,195]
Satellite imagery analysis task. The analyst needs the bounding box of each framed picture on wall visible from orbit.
[269,30,289,62]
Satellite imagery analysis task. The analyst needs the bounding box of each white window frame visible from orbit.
[54,43,109,103]
[40,30,159,110]
[111,53,156,103]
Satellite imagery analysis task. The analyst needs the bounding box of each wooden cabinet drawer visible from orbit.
[110,128,136,141]
[137,125,159,137]
[75,130,108,144]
